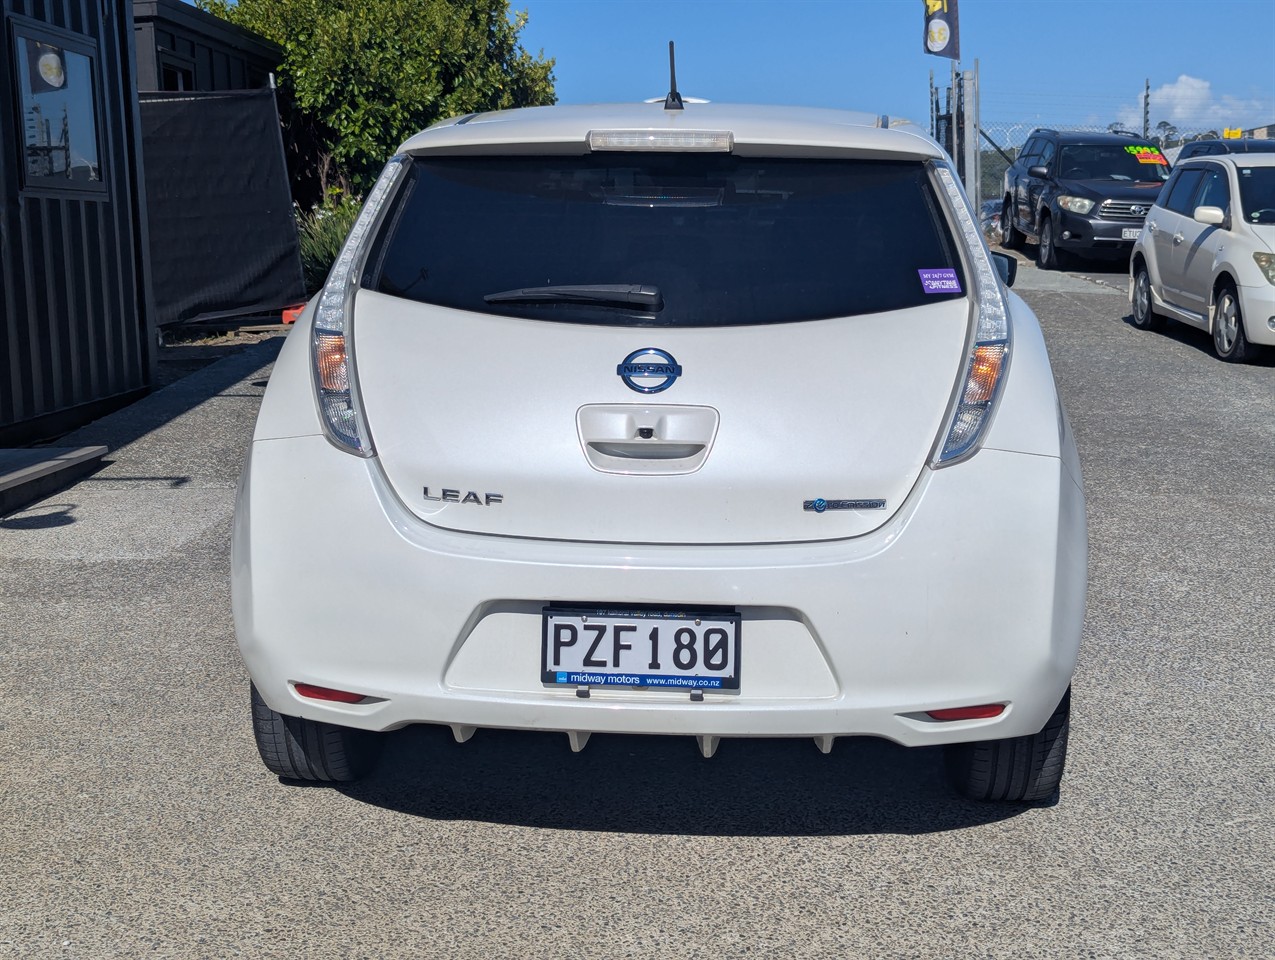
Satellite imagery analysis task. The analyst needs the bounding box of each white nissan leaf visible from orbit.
[233,98,1087,802]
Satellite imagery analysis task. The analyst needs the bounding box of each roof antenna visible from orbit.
[664,41,684,111]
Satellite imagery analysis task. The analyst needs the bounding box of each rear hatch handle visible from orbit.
[577,404,719,476]
[587,441,705,460]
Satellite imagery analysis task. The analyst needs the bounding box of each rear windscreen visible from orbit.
[369,155,967,326]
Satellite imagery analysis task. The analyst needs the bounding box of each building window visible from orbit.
[160,62,195,91]
[13,29,104,190]
[158,51,196,92]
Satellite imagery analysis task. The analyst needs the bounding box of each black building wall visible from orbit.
[133,0,279,93]
[1,0,152,444]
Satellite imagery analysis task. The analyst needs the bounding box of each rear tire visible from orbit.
[946,687,1071,803]
[251,683,382,782]
[1212,283,1253,363]
[1001,198,1023,249]
[1131,261,1165,330]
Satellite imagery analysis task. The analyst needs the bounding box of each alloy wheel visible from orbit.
[1215,290,1238,354]
[1037,215,1064,270]
[1134,271,1149,321]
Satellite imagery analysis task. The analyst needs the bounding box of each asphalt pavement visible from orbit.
[1,265,1271,959]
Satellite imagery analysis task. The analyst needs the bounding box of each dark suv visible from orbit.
[1001,129,1171,268]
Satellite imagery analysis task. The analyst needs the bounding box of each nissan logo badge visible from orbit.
[617,348,682,394]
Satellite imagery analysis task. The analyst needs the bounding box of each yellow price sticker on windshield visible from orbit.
[1125,145,1167,165]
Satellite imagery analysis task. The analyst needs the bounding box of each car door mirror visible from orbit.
[1028,165,1049,178]
[990,251,1017,288]
[1193,205,1225,226]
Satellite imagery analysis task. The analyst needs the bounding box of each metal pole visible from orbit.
[929,69,935,140]
[964,61,979,208]
[951,59,959,172]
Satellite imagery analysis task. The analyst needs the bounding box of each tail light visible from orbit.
[311,155,410,456]
[931,164,1012,466]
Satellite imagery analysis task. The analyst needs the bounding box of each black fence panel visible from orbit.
[140,88,304,326]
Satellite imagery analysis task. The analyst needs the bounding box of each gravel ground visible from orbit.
[0,269,1271,959]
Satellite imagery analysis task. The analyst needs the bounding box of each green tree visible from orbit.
[1155,120,1178,148]
[198,0,555,202]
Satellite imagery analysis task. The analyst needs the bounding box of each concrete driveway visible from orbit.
[1,266,1271,959]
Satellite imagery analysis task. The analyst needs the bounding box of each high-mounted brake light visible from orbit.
[588,129,734,152]
[311,155,410,456]
[932,164,1012,465]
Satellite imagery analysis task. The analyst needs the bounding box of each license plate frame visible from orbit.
[542,605,741,691]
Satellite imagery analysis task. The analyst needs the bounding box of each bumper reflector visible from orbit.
[926,704,1005,721]
[294,683,367,704]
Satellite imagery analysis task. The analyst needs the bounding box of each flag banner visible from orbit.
[923,0,960,60]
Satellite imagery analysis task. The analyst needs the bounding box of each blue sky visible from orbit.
[516,0,1275,138]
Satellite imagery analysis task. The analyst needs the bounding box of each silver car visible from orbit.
[1131,154,1275,361]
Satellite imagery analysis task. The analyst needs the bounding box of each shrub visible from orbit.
[297,193,363,294]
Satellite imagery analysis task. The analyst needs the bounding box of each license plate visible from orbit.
[542,606,740,690]
[1122,227,1142,240]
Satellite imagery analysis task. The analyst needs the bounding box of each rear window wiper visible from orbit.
[484,283,663,310]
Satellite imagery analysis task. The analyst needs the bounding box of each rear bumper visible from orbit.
[233,437,1086,749]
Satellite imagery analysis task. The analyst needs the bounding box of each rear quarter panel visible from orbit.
[981,293,1067,461]
[253,303,324,442]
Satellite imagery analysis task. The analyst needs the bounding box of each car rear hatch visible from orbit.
[351,149,976,545]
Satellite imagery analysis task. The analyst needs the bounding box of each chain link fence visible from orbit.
[928,66,1258,222]
[961,121,1231,240]
[973,121,1227,216]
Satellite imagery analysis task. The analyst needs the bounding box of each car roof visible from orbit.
[1182,138,1275,153]
[1179,153,1275,169]
[398,102,943,160]
[1028,129,1155,146]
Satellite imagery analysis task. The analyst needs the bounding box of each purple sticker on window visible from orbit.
[918,268,962,295]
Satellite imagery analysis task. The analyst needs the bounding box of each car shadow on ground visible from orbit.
[1062,253,1128,275]
[999,241,1129,277]
[1120,311,1275,367]
[55,337,285,455]
[322,725,1041,836]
